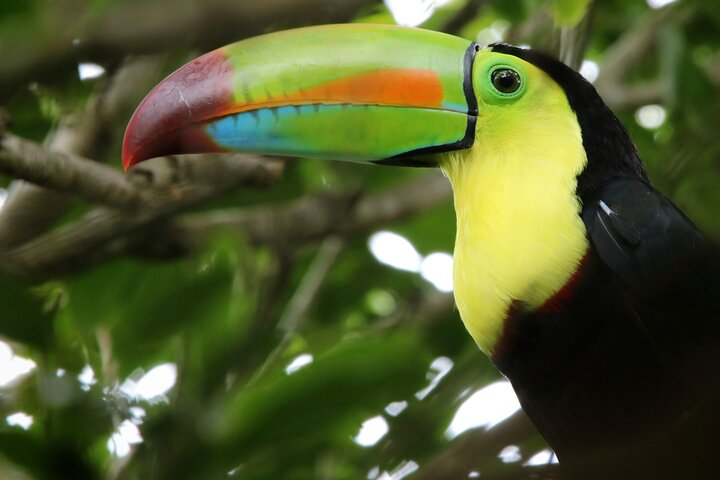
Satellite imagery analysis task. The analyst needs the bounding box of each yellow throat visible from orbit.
[441,56,590,354]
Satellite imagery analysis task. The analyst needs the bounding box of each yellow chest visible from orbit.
[442,140,589,355]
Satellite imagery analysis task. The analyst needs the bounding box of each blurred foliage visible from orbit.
[552,0,591,25]
[0,0,718,479]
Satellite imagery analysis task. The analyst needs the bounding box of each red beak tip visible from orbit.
[121,144,138,171]
[120,49,234,172]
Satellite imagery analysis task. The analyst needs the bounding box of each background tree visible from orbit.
[0,0,718,478]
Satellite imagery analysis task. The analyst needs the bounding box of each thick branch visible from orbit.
[173,171,452,249]
[0,155,285,279]
[0,171,450,279]
[0,134,141,209]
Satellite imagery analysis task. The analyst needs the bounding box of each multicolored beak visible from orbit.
[122,24,478,171]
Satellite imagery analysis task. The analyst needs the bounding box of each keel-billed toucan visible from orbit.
[122,25,720,478]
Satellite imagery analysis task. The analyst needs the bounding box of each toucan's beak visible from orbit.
[122,24,478,171]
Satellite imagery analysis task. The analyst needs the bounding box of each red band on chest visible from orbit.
[538,250,589,314]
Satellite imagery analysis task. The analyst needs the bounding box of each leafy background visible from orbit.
[0,0,718,479]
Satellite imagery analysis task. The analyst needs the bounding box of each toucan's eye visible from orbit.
[491,68,521,94]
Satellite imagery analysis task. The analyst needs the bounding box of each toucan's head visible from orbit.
[122,24,644,197]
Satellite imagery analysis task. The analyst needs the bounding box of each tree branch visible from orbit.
[250,236,345,384]
[0,134,142,209]
[598,81,665,111]
[596,8,674,86]
[0,154,285,279]
[169,171,452,252]
[414,410,542,479]
[558,2,595,71]
[442,0,486,36]
[0,171,450,279]
[0,0,380,101]
[0,55,165,250]
[595,5,694,111]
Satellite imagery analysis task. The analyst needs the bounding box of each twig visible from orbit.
[598,81,665,111]
[595,5,693,111]
[277,236,345,333]
[558,2,595,71]
[250,236,345,384]
[413,410,540,480]
[442,0,486,36]
[504,10,556,52]
[596,8,675,85]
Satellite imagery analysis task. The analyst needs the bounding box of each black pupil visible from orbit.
[492,69,521,93]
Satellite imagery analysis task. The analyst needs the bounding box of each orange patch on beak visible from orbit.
[212,68,444,118]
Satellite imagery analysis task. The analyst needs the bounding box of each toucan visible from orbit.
[122,25,720,479]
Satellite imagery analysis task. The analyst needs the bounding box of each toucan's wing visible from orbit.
[582,177,720,389]
[582,177,720,303]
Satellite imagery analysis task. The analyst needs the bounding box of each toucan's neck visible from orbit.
[442,125,589,354]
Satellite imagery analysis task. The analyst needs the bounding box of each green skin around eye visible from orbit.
[471,53,528,104]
